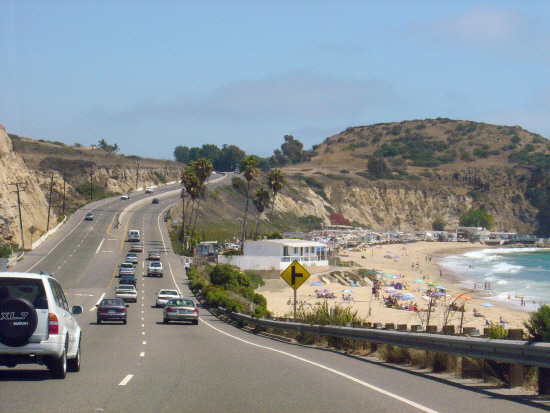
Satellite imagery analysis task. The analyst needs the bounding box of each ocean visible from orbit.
[438,247,550,310]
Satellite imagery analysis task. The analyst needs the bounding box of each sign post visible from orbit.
[280,260,311,319]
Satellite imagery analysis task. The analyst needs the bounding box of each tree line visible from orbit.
[173,135,309,171]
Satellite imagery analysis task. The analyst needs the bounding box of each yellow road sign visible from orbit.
[280,260,310,290]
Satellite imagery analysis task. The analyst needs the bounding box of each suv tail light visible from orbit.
[166,307,172,312]
[193,308,198,314]
[48,313,59,334]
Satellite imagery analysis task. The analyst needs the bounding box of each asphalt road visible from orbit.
[1,179,548,413]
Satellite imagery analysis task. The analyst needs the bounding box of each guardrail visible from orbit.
[231,313,550,369]
[7,252,24,268]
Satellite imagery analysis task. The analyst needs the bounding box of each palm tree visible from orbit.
[179,164,200,245]
[112,143,120,153]
[252,188,271,238]
[97,138,108,151]
[190,158,213,242]
[266,168,286,233]
[239,155,259,247]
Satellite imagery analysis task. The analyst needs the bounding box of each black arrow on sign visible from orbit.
[291,265,303,285]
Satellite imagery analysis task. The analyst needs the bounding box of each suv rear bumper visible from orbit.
[0,335,64,366]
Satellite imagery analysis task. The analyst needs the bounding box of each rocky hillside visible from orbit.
[176,118,550,239]
[0,126,182,248]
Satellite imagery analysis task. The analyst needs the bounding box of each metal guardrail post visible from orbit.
[508,329,524,389]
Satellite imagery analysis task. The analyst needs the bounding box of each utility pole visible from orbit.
[135,158,141,190]
[9,182,27,249]
[62,170,66,216]
[46,172,55,231]
[90,162,94,201]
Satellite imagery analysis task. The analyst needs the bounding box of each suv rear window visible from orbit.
[0,277,48,309]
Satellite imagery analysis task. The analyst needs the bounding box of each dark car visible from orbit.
[84,212,94,220]
[96,298,128,324]
[152,198,159,204]
[119,275,137,287]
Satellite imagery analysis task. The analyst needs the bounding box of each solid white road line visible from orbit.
[203,319,440,413]
[90,293,106,311]
[119,375,133,386]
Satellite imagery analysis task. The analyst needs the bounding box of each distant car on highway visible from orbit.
[119,262,135,277]
[145,186,154,193]
[96,298,128,324]
[148,250,160,260]
[115,285,138,303]
[152,198,159,204]
[130,243,144,252]
[147,261,163,277]
[119,275,137,287]
[155,289,181,307]
[163,298,199,325]
[121,193,130,200]
[84,212,94,220]
[125,253,138,264]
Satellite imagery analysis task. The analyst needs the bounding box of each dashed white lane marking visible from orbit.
[90,293,106,311]
[143,341,146,345]
[119,375,133,386]
[141,324,145,327]
[203,320,440,413]
[140,352,145,357]
[142,332,145,335]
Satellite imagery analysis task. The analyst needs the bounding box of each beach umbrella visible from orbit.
[436,286,446,290]
[433,292,445,297]
[393,293,404,298]
[393,255,400,258]
[419,287,428,290]
[402,294,415,300]
[311,282,322,286]
[318,288,328,293]
[342,289,353,293]
[413,279,423,283]
[452,293,472,300]
[387,250,393,253]
[427,281,436,286]
[480,303,493,307]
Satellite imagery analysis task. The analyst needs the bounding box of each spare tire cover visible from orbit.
[0,298,39,345]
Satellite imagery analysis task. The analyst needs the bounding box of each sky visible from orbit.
[1,1,550,161]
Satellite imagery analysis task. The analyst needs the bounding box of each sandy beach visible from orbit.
[260,241,531,333]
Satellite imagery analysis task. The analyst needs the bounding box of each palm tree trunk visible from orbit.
[190,196,202,243]
[255,213,261,239]
[268,194,276,233]
[241,181,251,249]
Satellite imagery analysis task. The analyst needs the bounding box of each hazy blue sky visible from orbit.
[1,1,550,160]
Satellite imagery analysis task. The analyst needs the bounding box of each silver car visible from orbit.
[163,298,199,325]
[114,285,138,303]
[155,289,181,307]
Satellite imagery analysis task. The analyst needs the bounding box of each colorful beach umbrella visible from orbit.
[342,289,353,293]
[480,302,493,307]
[436,286,446,290]
[402,294,415,300]
[453,293,472,300]
[413,279,423,283]
[311,282,322,286]
[427,281,436,286]
[433,292,445,297]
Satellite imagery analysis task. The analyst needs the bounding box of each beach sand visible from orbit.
[260,241,530,333]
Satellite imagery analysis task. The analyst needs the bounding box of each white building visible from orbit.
[217,239,329,274]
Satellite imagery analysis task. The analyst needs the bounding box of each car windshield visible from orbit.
[151,263,160,267]
[121,263,133,268]
[160,290,177,295]
[117,286,134,290]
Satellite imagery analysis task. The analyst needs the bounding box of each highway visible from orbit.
[1,178,547,413]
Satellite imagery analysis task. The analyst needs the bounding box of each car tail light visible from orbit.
[121,309,126,313]
[166,307,172,312]
[48,313,59,334]
[97,308,104,313]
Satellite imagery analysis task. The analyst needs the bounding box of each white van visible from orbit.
[128,230,141,242]
[145,187,154,193]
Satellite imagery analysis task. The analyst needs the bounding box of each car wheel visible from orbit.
[123,319,127,325]
[0,298,39,346]
[97,319,101,324]
[49,342,67,379]
[193,320,199,325]
[67,337,81,372]
[163,318,168,324]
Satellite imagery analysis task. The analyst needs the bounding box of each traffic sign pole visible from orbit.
[280,260,311,320]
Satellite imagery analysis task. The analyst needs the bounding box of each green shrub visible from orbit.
[524,304,550,342]
[485,322,508,339]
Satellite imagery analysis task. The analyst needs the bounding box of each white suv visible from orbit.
[0,272,83,379]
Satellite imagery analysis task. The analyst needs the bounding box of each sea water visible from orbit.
[438,247,550,310]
